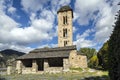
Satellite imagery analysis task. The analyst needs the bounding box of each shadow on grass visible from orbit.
[89,66,108,71]
[82,75,109,80]
[0,78,6,80]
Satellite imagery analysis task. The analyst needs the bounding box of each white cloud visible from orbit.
[74,39,94,49]
[21,0,49,13]
[1,0,118,53]
[0,43,33,53]
[74,29,96,49]
[58,0,71,6]
[73,26,77,33]
[74,0,119,48]
[50,0,71,15]
[94,4,116,43]
[75,0,101,25]
[7,6,16,14]
[0,0,57,52]
[38,43,58,48]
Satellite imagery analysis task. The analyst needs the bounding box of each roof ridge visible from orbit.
[30,45,76,53]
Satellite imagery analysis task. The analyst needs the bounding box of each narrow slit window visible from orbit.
[63,16,67,24]
[63,16,65,24]
[66,16,67,24]
[64,41,67,46]
[63,29,67,38]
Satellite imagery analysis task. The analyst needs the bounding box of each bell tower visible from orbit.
[57,6,73,47]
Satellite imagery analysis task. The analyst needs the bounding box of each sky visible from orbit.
[0,0,119,53]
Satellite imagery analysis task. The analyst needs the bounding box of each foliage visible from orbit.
[78,48,98,68]
[88,55,99,68]
[78,48,97,60]
[108,10,120,80]
[97,41,109,70]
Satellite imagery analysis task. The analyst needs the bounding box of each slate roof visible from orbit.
[57,5,72,13]
[57,5,73,18]
[17,45,76,60]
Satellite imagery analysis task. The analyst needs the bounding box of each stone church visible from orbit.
[16,6,87,74]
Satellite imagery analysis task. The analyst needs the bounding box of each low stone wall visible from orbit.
[16,60,22,74]
[0,68,7,75]
[63,58,69,71]
[45,67,63,73]
[69,50,87,68]
[44,59,63,73]
[22,68,32,74]
[7,66,16,75]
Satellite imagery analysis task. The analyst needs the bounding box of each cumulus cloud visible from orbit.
[74,29,96,49]
[0,43,33,53]
[73,26,77,33]
[0,0,72,52]
[7,6,16,14]
[0,0,119,52]
[0,0,57,52]
[75,0,101,25]
[21,0,49,13]
[74,0,119,49]
[38,43,58,48]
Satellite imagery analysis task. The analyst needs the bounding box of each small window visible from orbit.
[63,16,65,24]
[63,29,67,38]
[66,16,67,24]
[63,16,67,24]
[64,41,67,46]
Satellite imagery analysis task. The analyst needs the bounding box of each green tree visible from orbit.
[88,55,98,68]
[97,41,109,70]
[108,10,120,80]
[78,48,98,68]
[79,48,97,60]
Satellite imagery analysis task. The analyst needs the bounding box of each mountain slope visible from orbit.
[0,49,25,68]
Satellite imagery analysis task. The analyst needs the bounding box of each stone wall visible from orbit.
[16,60,22,74]
[69,50,87,68]
[32,60,38,73]
[63,58,69,71]
[58,10,73,47]
[16,60,37,74]
[22,68,32,74]
[16,52,87,74]
[44,59,63,73]
[7,66,16,75]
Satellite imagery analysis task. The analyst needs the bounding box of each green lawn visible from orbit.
[0,69,109,80]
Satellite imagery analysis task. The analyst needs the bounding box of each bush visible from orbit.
[88,55,98,68]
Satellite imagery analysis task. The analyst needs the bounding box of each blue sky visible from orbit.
[0,0,119,53]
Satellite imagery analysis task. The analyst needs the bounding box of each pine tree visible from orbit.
[108,10,120,80]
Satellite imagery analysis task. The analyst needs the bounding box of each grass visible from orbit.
[0,68,109,80]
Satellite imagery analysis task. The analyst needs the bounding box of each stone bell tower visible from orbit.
[57,6,73,47]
